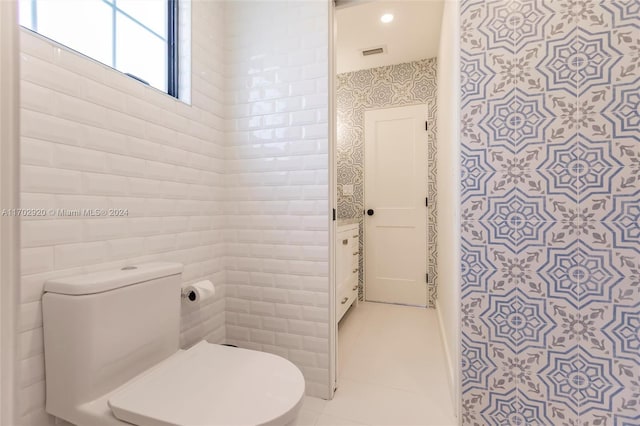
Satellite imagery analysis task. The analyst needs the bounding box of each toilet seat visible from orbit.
[107,341,305,426]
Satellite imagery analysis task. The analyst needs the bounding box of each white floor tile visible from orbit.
[337,303,367,366]
[302,396,328,413]
[332,302,457,426]
[324,379,456,426]
[295,408,321,426]
[315,413,367,426]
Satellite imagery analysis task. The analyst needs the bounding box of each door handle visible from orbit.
[352,285,357,291]
[341,297,349,304]
[367,209,374,216]
[352,268,358,273]
[342,239,348,245]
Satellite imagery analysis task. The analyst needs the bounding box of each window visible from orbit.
[19,0,179,97]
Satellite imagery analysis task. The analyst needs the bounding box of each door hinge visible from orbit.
[425,121,428,131]
[425,197,429,207]
[426,273,429,283]
[332,208,336,221]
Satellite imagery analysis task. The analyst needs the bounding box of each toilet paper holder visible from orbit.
[181,289,198,301]
[181,280,216,303]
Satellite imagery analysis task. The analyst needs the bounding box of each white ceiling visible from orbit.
[336,0,444,74]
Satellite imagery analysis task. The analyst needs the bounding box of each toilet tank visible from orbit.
[42,262,183,418]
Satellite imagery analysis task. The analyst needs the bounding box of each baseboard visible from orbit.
[435,300,457,416]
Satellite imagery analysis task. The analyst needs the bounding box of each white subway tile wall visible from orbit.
[17,1,331,423]
[18,1,227,424]
[223,1,330,399]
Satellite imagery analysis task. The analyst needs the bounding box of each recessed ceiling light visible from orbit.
[380,13,394,23]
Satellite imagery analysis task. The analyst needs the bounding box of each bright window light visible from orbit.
[19,0,179,97]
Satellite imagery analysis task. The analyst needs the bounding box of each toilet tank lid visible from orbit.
[44,262,183,295]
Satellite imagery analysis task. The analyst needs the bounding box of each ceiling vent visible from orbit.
[361,46,386,56]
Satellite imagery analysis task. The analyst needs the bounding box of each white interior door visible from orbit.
[364,104,428,306]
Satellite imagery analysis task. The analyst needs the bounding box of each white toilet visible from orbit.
[42,262,305,426]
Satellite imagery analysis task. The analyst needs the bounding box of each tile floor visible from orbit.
[296,302,457,426]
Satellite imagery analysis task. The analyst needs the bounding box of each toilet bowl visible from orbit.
[42,263,305,426]
[108,342,305,426]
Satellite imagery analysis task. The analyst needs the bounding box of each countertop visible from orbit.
[337,218,361,226]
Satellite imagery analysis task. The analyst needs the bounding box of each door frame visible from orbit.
[362,104,429,306]
[328,0,463,418]
[328,0,338,398]
[0,0,21,424]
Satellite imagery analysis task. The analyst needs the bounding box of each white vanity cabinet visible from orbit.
[337,223,359,322]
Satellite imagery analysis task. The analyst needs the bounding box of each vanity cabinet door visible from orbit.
[337,225,359,322]
[337,229,352,291]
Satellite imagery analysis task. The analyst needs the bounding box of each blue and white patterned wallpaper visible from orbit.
[460,0,639,425]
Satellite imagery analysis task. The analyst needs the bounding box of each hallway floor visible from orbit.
[297,302,457,426]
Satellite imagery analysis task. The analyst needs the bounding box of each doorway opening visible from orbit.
[328,1,457,424]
